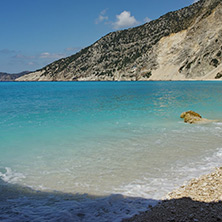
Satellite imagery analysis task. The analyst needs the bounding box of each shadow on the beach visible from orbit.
[0,178,157,222]
[1,178,222,222]
[124,197,222,222]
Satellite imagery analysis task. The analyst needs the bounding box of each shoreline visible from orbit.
[1,79,222,83]
[124,167,222,221]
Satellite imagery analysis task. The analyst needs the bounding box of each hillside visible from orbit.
[0,71,30,81]
[17,0,222,81]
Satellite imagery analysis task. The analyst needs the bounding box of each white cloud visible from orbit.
[12,52,64,60]
[39,52,50,58]
[14,54,35,59]
[113,11,139,29]
[28,62,35,66]
[39,52,65,59]
[65,47,81,52]
[7,48,82,72]
[95,9,109,24]
[193,0,199,3]
[144,17,151,23]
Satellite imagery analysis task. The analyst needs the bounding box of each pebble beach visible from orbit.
[124,167,222,222]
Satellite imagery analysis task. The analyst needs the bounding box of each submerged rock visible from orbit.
[180,111,215,124]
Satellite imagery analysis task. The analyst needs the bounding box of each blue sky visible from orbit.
[0,0,197,73]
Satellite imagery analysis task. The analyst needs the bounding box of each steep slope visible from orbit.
[17,0,222,81]
[150,0,222,80]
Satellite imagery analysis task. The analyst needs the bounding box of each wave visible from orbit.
[0,179,156,222]
[115,147,222,200]
[1,147,221,221]
[0,167,25,184]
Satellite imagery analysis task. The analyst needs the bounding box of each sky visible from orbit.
[0,0,198,73]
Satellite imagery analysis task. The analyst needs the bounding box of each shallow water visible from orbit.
[0,81,222,221]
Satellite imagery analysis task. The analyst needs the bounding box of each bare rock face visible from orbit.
[16,0,222,81]
[180,111,215,124]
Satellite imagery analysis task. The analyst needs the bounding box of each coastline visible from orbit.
[2,78,222,82]
[124,167,222,221]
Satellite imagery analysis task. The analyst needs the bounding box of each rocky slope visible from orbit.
[17,0,222,81]
[0,71,30,81]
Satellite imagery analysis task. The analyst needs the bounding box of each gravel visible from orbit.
[123,167,222,222]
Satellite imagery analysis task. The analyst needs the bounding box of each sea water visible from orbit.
[0,81,222,221]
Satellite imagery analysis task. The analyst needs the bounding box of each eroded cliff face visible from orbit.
[17,0,222,81]
[151,1,222,80]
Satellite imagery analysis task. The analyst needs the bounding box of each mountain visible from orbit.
[0,71,30,81]
[17,0,222,81]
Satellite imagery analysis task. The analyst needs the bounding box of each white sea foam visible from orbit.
[0,167,25,184]
[0,190,156,222]
[115,147,222,200]
[1,126,221,221]
[1,148,221,222]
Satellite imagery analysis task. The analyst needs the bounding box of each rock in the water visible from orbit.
[180,111,201,119]
[180,111,215,124]
[180,111,202,124]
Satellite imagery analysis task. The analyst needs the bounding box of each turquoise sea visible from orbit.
[0,81,222,221]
